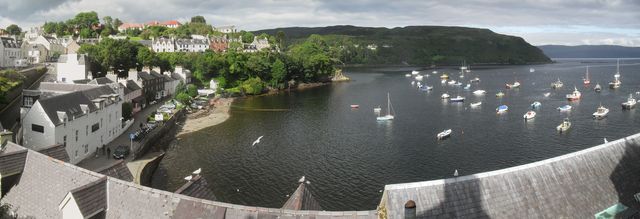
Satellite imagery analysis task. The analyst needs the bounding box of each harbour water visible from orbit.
[151,58,640,210]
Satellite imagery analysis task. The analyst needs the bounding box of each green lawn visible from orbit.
[129,36,143,41]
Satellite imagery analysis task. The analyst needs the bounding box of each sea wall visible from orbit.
[133,109,184,159]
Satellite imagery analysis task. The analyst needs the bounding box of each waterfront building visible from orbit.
[20,85,124,164]
[56,53,89,83]
[0,36,23,67]
[151,37,175,53]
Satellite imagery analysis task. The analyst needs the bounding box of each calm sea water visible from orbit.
[151,59,640,210]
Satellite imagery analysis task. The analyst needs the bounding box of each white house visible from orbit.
[162,73,179,97]
[56,54,89,83]
[171,66,192,84]
[151,38,175,53]
[175,38,209,52]
[29,35,65,61]
[21,85,124,164]
[0,37,23,68]
[215,25,237,34]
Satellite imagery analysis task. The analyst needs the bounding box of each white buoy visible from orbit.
[454,169,459,177]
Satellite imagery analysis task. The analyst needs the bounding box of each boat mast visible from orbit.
[387,93,390,116]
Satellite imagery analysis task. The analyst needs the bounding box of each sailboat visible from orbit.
[594,83,602,92]
[376,93,395,121]
[609,59,621,89]
[583,66,591,85]
[622,94,637,110]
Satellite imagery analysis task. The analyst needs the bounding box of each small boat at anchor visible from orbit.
[496,91,505,97]
[415,75,424,81]
[609,59,622,89]
[464,84,471,90]
[440,74,449,79]
[551,78,563,89]
[544,92,551,97]
[437,129,452,140]
[441,93,451,99]
[441,79,447,84]
[350,105,360,108]
[411,70,419,75]
[470,102,482,107]
[566,87,581,101]
[557,118,571,133]
[376,93,395,121]
[524,111,536,120]
[531,101,542,109]
[447,80,457,85]
[592,105,609,119]
[449,96,465,102]
[471,77,481,83]
[583,66,591,85]
[405,74,412,77]
[506,81,521,89]
[594,83,602,92]
[496,105,508,113]
[557,105,572,112]
[419,85,433,91]
[473,90,486,95]
[622,94,637,110]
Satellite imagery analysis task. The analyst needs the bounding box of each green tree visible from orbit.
[122,102,133,120]
[136,47,158,68]
[79,28,92,38]
[176,92,191,105]
[113,18,123,30]
[68,11,99,30]
[190,16,206,23]
[186,84,198,97]
[241,31,254,44]
[5,24,21,35]
[240,77,264,95]
[43,22,57,34]
[102,16,113,28]
[270,59,286,88]
[276,30,285,48]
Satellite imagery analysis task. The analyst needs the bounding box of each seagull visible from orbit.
[192,168,201,175]
[252,136,264,146]
[184,175,193,181]
[604,138,608,143]
[298,176,306,183]
[454,169,459,177]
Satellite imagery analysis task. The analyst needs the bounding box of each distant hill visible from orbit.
[538,45,640,58]
[254,25,551,65]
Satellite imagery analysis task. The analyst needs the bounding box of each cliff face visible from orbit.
[256,25,552,65]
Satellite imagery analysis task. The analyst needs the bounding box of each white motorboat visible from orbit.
[531,101,542,109]
[447,80,457,85]
[557,118,571,132]
[453,82,463,86]
[622,94,637,110]
[557,105,572,112]
[449,96,465,102]
[530,68,535,73]
[440,74,449,79]
[544,92,551,97]
[473,90,486,95]
[506,81,521,89]
[437,129,452,140]
[551,78,563,89]
[376,93,395,121]
[496,105,508,113]
[594,83,602,92]
[464,84,471,90]
[566,87,581,101]
[470,77,481,83]
[419,85,433,91]
[592,105,609,119]
[411,70,420,75]
[524,111,536,120]
[405,73,412,77]
[432,71,438,75]
[441,79,447,84]
[415,75,424,81]
[441,93,450,99]
[609,59,622,89]
[496,91,505,97]
[470,102,482,107]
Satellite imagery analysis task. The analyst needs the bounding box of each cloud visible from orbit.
[0,0,639,46]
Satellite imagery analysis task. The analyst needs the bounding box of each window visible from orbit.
[84,145,88,154]
[75,150,78,158]
[31,124,44,133]
[75,130,78,141]
[86,125,88,136]
[63,135,67,147]
[92,123,100,132]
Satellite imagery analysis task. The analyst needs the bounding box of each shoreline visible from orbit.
[176,97,235,137]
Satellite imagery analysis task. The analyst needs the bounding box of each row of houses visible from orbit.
[117,20,182,32]
[151,35,271,53]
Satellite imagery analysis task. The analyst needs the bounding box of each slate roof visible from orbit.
[138,40,152,47]
[175,175,217,201]
[37,85,118,125]
[137,71,155,81]
[0,143,27,177]
[36,144,70,162]
[72,79,92,84]
[162,74,175,82]
[175,38,208,46]
[282,182,322,210]
[149,71,164,79]
[0,37,20,48]
[381,133,640,218]
[96,160,133,182]
[88,77,114,85]
[69,177,107,217]
[125,79,142,90]
[1,143,379,219]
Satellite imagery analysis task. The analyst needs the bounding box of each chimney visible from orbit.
[152,67,161,73]
[404,200,416,219]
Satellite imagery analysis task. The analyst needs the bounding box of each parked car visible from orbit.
[113,145,130,159]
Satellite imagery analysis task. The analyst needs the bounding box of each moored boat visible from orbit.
[609,59,622,89]
[449,96,465,102]
[557,118,571,133]
[524,111,536,120]
[376,93,395,121]
[557,105,572,112]
[440,74,449,79]
[470,102,482,107]
[496,91,505,97]
[622,94,637,110]
[594,83,602,92]
[441,79,447,84]
[350,104,359,108]
[415,75,424,81]
[405,73,412,77]
[566,87,581,101]
[473,90,486,95]
[441,93,450,99]
[506,81,521,89]
[411,70,419,75]
[531,101,542,109]
[544,92,551,97]
[496,105,508,113]
[592,105,609,119]
[419,85,433,91]
[447,80,457,85]
[464,84,471,90]
[471,77,481,83]
[437,129,452,140]
[551,78,563,89]
[583,66,591,85]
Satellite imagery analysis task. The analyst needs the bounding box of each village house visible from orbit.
[215,25,237,34]
[65,39,81,54]
[146,20,182,28]
[209,36,229,52]
[151,38,175,53]
[120,80,143,114]
[126,68,165,102]
[0,36,23,67]
[175,38,209,52]
[171,66,192,84]
[117,23,144,32]
[27,35,65,61]
[162,73,179,97]
[56,53,89,83]
[20,84,124,164]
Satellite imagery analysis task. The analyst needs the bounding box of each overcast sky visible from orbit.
[1,0,639,46]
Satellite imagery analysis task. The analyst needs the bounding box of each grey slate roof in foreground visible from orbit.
[380,133,640,218]
[175,175,217,201]
[69,177,107,217]
[36,144,69,162]
[282,182,322,210]
[0,143,378,219]
[96,159,133,182]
